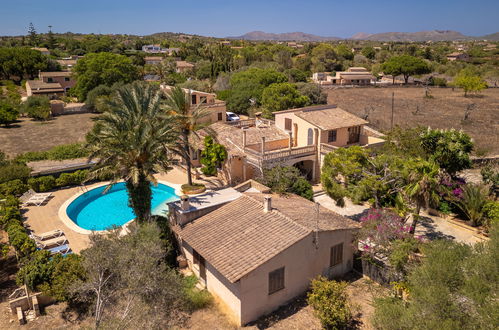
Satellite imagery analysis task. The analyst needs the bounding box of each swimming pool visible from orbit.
[66,182,178,231]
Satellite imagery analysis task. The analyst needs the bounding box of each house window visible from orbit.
[191,94,197,105]
[268,267,285,294]
[217,112,223,121]
[192,149,198,160]
[284,118,292,131]
[64,77,70,81]
[328,130,337,142]
[307,128,314,146]
[330,243,343,267]
[200,96,207,104]
[47,77,53,83]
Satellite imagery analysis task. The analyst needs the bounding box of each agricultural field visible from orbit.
[327,87,499,155]
[0,113,97,156]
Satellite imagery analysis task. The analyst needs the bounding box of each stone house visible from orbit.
[168,183,360,325]
[313,67,374,86]
[38,72,75,92]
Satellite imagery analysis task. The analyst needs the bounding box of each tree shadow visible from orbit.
[247,294,310,329]
[416,215,455,240]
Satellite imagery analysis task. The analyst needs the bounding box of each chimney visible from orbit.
[180,195,190,211]
[263,195,272,213]
[242,129,247,148]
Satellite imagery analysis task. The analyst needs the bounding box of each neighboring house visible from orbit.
[193,104,384,184]
[38,72,75,92]
[25,80,64,98]
[144,56,164,65]
[160,85,227,125]
[221,40,231,46]
[142,44,179,55]
[143,74,161,82]
[313,67,374,86]
[175,61,195,73]
[31,47,50,55]
[446,52,469,61]
[168,182,360,326]
[56,55,83,71]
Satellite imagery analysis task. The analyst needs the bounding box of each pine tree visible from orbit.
[47,25,56,49]
[28,22,38,46]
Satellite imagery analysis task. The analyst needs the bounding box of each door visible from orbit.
[199,255,207,286]
[348,126,360,144]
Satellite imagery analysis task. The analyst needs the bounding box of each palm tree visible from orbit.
[403,159,441,233]
[163,86,210,186]
[87,82,178,222]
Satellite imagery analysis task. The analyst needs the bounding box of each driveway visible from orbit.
[313,191,484,245]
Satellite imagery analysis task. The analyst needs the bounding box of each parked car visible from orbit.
[226,112,240,122]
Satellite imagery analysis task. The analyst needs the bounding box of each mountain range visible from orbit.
[228,30,499,42]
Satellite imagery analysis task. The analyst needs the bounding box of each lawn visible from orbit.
[326,87,499,155]
[0,113,98,157]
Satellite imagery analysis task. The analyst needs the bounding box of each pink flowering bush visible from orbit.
[358,209,413,258]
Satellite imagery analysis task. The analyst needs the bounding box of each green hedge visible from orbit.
[0,163,31,184]
[0,196,36,259]
[28,169,91,192]
[15,143,89,163]
[0,179,28,196]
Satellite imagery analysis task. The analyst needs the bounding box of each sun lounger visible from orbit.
[48,244,72,255]
[32,235,67,249]
[22,192,52,206]
[31,229,64,241]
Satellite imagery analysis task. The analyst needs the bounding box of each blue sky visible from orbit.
[1,0,498,37]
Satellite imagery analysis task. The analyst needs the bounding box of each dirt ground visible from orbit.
[0,273,383,329]
[327,87,499,155]
[0,113,98,157]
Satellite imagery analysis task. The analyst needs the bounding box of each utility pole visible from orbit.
[390,92,395,129]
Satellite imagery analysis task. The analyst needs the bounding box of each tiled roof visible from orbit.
[176,61,194,68]
[177,193,359,282]
[294,106,368,130]
[196,122,288,155]
[26,80,64,92]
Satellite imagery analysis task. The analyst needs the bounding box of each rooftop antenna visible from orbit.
[313,202,320,249]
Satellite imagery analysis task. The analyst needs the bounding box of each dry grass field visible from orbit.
[327,87,499,155]
[0,113,98,157]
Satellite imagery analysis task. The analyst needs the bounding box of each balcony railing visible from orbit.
[320,143,339,154]
[245,145,317,167]
[225,118,274,128]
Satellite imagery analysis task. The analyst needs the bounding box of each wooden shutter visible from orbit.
[330,243,343,267]
[268,267,285,294]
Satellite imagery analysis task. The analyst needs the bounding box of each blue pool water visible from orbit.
[66,182,178,231]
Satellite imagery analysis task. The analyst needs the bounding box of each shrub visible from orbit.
[15,143,89,163]
[21,95,51,120]
[38,254,86,301]
[259,166,313,200]
[389,238,420,272]
[428,77,447,87]
[483,201,499,231]
[181,183,206,195]
[15,250,53,289]
[0,179,29,196]
[0,163,31,184]
[308,276,352,330]
[28,175,56,192]
[200,136,227,176]
[6,222,36,258]
[0,101,19,126]
[55,170,89,187]
[183,275,213,311]
[453,184,490,226]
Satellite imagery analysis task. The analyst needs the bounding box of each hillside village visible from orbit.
[0,19,498,330]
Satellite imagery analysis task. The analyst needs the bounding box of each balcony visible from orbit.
[244,145,317,167]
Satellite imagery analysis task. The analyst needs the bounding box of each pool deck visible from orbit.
[22,167,225,253]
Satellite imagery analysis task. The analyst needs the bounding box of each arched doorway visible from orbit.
[293,160,315,181]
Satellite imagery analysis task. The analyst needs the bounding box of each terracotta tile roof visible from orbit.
[177,193,359,282]
[196,122,288,155]
[26,80,64,92]
[176,61,194,68]
[293,105,368,130]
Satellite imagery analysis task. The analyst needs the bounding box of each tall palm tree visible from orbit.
[163,86,210,186]
[87,82,178,222]
[403,159,441,233]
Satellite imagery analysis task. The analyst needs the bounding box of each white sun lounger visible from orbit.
[32,235,68,249]
[31,229,64,241]
[22,192,52,206]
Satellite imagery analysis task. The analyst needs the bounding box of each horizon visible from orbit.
[1,0,498,38]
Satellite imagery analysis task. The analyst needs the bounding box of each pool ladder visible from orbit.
[79,184,88,193]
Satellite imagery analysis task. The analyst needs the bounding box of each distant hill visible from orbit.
[350,30,472,42]
[228,31,341,41]
[480,32,499,41]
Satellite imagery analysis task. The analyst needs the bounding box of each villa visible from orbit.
[144,56,164,65]
[175,60,195,73]
[160,85,227,125]
[25,80,64,98]
[142,44,179,55]
[38,72,75,93]
[313,67,375,86]
[168,181,359,325]
[446,52,470,61]
[192,104,384,184]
